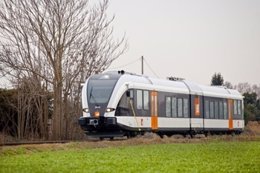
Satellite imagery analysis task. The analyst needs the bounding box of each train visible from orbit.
[78,70,244,139]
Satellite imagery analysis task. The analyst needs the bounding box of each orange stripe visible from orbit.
[194,96,200,116]
[151,91,158,130]
[228,99,233,129]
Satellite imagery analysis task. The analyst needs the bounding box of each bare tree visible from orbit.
[234,83,252,94]
[234,83,260,99]
[252,84,260,99]
[0,0,126,140]
[223,81,233,89]
[16,76,49,140]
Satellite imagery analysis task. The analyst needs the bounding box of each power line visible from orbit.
[109,56,161,78]
[143,58,160,78]
[109,58,140,70]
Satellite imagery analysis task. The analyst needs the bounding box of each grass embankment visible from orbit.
[0,141,259,173]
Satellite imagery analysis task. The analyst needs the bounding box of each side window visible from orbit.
[238,100,241,115]
[165,95,188,118]
[129,90,134,98]
[205,100,209,118]
[214,101,219,119]
[223,100,228,119]
[219,101,224,119]
[136,90,143,109]
[143,91,149,110]
[183,98,189,118]
[177,98,183,117]
[210,101,214,119]
[166,97,171,117]
[136,90,149,110]
[172,97,177,118]
[234,100,238,115]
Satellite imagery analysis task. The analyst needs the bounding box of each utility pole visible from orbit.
[141,56,144,75]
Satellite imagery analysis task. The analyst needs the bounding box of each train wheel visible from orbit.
[230,131,236,136]
[189,130,196,138]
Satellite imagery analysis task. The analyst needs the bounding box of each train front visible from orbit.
[78,72,122,138]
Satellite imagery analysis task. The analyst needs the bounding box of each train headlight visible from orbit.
[83,108,89,113]
[94,111,100,117]
[106,108,115,112]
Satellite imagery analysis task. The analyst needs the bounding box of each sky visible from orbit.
[106,0,260,85]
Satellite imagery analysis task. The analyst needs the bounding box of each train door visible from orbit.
[228,99,233,129]
[190,95,203,132]
[151,91,158,131]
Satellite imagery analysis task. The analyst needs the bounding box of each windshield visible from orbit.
[87,79,118,104]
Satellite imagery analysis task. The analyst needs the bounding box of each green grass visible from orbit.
[0,141,260,173]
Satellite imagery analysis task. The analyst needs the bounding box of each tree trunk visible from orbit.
[52,81,63,140]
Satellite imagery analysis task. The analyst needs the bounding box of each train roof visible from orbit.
[100,71,243,99]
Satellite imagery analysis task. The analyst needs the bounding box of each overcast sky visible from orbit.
[106,0,260,85]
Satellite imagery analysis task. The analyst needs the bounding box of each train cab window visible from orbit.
[118,92,128,108]
[183,98,189,118]
[136,90,149,110]
[166,97,171,117]
[219,101,224,119]
[205,100,209,118]
[223,101,228,119]
[116,92,130,116]
[177,98,183,117]
[172,97,177,118]
[210,101,214,119]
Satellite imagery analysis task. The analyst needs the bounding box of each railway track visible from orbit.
[0,140,69,146]
[0,137,128,146]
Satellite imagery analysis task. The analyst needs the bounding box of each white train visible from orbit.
[78,71,244,138]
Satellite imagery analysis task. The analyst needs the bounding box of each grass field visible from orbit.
[0,140,260,173]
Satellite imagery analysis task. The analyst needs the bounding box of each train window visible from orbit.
[143,91,149,110]
[118,92,128,108]
[205,100,209,118]
[223,101,228,119]
[219,101,224,119]
[137,90,149,110]
[234,100,238,115]
[214,101,219,119]
[177,98,183,117]
[183,98,189,118]
[172,97,177,118]
[136,90,143,109]
[210,101,214,119]
[129,90,134,98]
[166,97,171,117]
[238,100,241,115]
